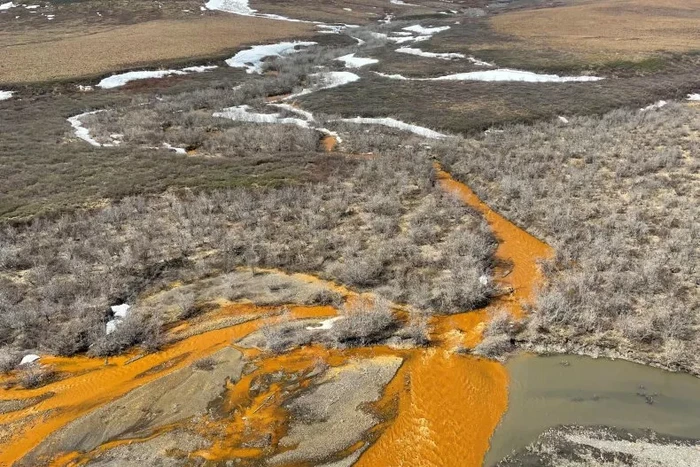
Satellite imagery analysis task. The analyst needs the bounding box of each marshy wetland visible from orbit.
[1,0,699,465]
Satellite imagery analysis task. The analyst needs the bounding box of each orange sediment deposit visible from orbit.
[356,349,508,467]
[320,134,338,152]
[0,304,274,467]
[435,165,553,319]
[354,167,553,467]
[0,168,553,467]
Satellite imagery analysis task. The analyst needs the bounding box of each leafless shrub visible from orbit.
[304,286,343,307]
[193,357,217,371]
[396,315,431,346]
[262,319,314,354]
[16,365,58,389]
[0,352,20,374]
[328,297,398,347]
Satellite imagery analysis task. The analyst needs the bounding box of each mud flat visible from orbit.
[486,354,700,466]
[19,347,245,465]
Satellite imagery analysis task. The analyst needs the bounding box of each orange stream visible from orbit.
[0,167,551,467]
[354,167,553,467]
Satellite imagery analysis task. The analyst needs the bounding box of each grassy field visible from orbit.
[491,0,700,62]
[0,15,314,85]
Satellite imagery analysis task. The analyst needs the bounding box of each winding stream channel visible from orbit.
[1,167,699,466]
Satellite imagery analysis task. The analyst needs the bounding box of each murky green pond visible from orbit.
[485,354,700,466]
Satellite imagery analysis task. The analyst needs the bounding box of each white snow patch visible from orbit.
[352,36,366,46]
[205,0,352,30]
[688,93,700,101]
[106,304,130,335]
[640,100,667,112]
[226,41,316,74]
[0,1,16,10]
[286,71,360,99]
[558,116,569,124]
[376,68,603,83]
[373,71,409,80]
[76,85,93,92]
[163,142,187,154]
[396,47,464,60]
[467,56,493,67]
[24,4,39,8]
[111,303,131,318]
[391,0,418,4]
[335,53,378,68]
[0,90,14,101]
[213,104,311,129]
[106,320,118,335]
[402,24,450,35]
[20,354,40,365]
[97,65,216,89]
[205,0,254,16]
[67,110,109,147]
[268,103,315,121]
[306,317,341,331]
[431,69,603,83]
[338,117,447,139]
[97,70,187,89]
[181,65,218,73]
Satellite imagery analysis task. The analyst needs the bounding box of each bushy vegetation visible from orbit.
[439,104,700,373]
[0,143,495,359]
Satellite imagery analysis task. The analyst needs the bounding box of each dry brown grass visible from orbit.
[0,16,314,84]
[491,0,700,61]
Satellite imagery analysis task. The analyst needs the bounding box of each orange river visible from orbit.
[0,167,551,467]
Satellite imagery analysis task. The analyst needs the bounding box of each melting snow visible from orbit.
[0,2,16,10]
[213,104,311,129]
[286,71,361,99]
[111,303,131,318]
[97,66,216,89]
[430,69,603,83]
[20,354,40,365]
[558,116,569,124]
[688,93,700,101]
[226,41,316,74]
[338,117,447,139]
[0,90,14,101]
[306,317,341,331]
[204,0,254,16]
[390,0,418,4]
[396,47,464,60]
[163,142,187,154]
[640,100,667,112]
[67,110,112,147]
[335,53,378,68]
[106,304,130,335]
[402,24,450,35]
[376,69,603,83]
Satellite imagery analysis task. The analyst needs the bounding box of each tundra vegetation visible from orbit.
[0,141,496,360]
[437,104,699,373]
[0,0,698,381]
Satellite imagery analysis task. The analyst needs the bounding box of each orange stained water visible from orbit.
[356,348,508,467]
[354,167,553,467]
[0,168,552,467]
[0,304,333,467]
[435,166,553,319]
[320,134,338,152]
